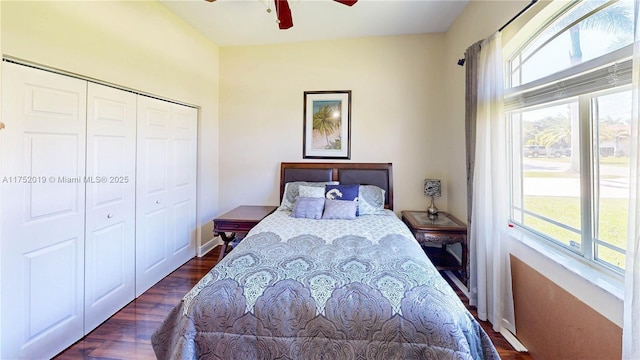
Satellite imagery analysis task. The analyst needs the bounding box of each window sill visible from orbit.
[507,226,624,302]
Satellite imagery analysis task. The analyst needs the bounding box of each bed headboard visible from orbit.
[280,162,394,210]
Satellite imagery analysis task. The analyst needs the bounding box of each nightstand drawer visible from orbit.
[414,232,466,246]
[214,221,257,234]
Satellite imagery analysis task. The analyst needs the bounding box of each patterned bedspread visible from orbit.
[152,210,500,359]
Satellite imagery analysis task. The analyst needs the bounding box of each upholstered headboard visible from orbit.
[280,162,393,210]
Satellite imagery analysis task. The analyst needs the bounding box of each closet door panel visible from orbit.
[84,83,136,333]
[141,208,169,268]
[174,139,194,187]
[167,104,197,269]
[136,96,173,296]
[173,199,193,253]
[1,62,87,360]
[143,138,170,194]
[26,133,82,217]
[91,136,128,204]
[136,97,196,296]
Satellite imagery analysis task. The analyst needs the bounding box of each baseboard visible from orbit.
[198,237,220,257]
[443,270,469,297]
[500,328,528,352]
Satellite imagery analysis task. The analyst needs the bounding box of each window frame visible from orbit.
[504,0,633,275]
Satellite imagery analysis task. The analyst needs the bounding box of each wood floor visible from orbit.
[55,246,534,359]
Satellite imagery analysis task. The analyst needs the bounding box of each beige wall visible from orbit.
[0,1,220,250]
[219,34,446,214]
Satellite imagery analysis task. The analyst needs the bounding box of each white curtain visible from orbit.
[468,31,515,332]
[623,3,640,358]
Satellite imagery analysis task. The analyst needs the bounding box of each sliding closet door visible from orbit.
[135,96,197,296]
[84,83,136,333]
[169,103,198,269]
[0,62,87,359]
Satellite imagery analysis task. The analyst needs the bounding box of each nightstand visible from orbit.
[213,205,278,262]
[401,210,467,284]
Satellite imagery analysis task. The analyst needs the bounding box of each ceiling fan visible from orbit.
[204,0,358,30]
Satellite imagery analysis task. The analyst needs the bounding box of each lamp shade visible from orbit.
[424,179,441,197]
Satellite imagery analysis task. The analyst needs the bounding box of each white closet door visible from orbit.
[84,83,136,333]
[0,62,87,359]
[168,103,198,271]
[135,96,197,296]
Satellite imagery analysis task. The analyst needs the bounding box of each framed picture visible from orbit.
[303,90,351,159]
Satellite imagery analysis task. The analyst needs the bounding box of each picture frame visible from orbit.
[303,90,351,159]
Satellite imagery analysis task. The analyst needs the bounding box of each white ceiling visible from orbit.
[159,0,469,47]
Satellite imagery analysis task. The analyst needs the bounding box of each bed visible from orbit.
[152,162,500,359]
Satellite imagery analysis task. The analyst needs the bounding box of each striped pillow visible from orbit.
[291,197,325,219]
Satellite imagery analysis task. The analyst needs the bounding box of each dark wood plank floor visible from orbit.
[55,246,533,359]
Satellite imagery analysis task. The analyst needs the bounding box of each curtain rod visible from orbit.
[499,0,538,32]
[457,0,538,66]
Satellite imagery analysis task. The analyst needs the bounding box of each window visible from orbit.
[506,0,634,272]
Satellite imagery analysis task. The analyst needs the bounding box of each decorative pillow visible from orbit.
[291,197,325,219]
[299,185,326,198]
[325,184,359,215]
[359,185,387,215]
[280,181,338,211]
[322,199,357,220]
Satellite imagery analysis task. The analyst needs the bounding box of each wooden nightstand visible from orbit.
[401,210,467,284]
[213,205,278,262]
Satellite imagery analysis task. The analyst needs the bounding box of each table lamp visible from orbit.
[424,179,441,215]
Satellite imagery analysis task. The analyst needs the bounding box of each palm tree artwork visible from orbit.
[312,100,342,150]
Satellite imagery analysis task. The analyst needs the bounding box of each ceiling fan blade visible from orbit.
[334,0,357,6]
[274,0,293,29]
[204,0,216,2]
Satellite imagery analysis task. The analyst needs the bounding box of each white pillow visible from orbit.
[358,185,387,215]
[299,185,325,198]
